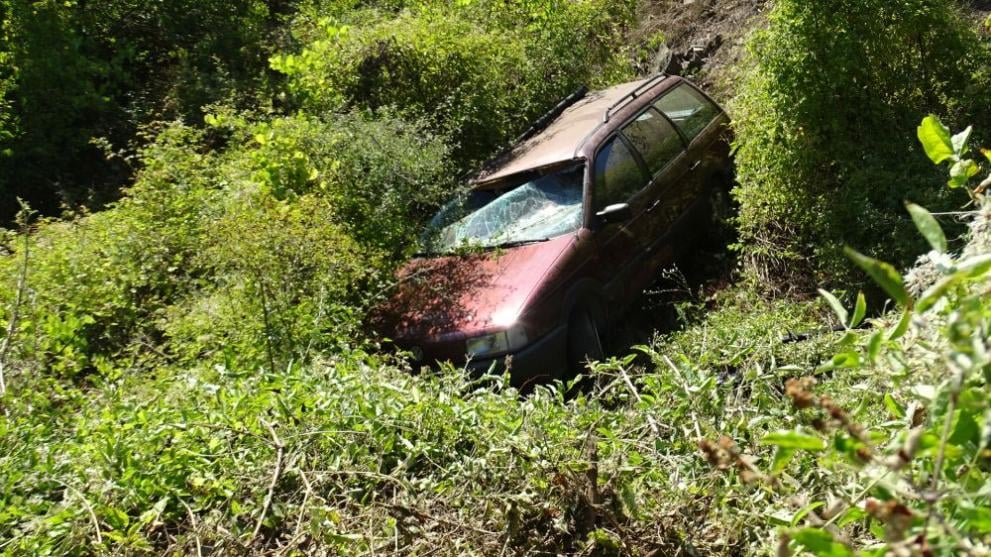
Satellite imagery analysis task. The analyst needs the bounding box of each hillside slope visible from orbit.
[2,2,991,556]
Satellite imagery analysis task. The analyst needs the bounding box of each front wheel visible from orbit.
[700,177,737,251]
[565,305,605,380]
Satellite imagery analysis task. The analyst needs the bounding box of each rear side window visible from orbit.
[621,108,684,176]
[593,137,646,210]
[654,83,720,142]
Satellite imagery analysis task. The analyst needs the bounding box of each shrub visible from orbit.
[238,111,455,256]
[0,302,841,556]
[0,111,453,379]
[272,0,636,165]
[0,124,223,379]
[732,0,991,291]
[0,0,282,222]
[723,119,991,556]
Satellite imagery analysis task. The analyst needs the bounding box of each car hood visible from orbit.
[373,235,575,340]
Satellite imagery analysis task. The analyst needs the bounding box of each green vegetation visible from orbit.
[0,0,283,222]
[273,0,634,165]
[1,111,453,378]
[732,0,991,290]
[2,1,991,555]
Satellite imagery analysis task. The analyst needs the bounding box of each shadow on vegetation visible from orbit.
[604,198,739,365]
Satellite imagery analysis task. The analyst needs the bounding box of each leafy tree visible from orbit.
[0,0,284,223]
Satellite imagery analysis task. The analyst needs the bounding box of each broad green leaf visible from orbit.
[948,159,980,189]
[762,430,826,451]
[844,247,912,308]
[960,504,991,534]
[792,528,855,557]
[949,409,980,446]
[917,115,954,164]
[771,447,797,474]
[849,291,867,328]
[905,203,947,253]
[817,289,847,327]
[916,275,959,313]
[883,393,905,419]
[791,502,825,527]
[830,351,861,368]
[867,331,883,363]
[103,506,130,530]
[837,506,867,528]
[982,148,991,164]
[889,309,912,341]
[951,126,973,155]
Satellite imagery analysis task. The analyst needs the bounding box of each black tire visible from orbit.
[701,177,736,251]
[565,305,606,379]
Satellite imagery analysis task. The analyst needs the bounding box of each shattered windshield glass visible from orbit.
[423,165,584,254]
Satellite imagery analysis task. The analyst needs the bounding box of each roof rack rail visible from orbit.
[603,73,667,123]
[513,85,589,145]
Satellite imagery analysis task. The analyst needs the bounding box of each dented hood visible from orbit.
[374,235,575,340]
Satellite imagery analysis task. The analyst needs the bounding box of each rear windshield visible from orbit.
[423,165,584,254]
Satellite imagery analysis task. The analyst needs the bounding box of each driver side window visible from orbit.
[593,137,646,211]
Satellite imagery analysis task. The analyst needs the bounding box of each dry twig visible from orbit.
[251,419,285,545]
[0,203,32,399]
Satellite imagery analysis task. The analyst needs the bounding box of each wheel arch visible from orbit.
[561,278,609,329]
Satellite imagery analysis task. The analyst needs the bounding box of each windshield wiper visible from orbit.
[491,238,551,249]
[412,238,550,258]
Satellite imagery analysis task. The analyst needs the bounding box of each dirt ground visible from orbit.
[631,0,769,100]
[633,0,989,100]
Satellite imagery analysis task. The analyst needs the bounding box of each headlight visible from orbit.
[465,325,528,358]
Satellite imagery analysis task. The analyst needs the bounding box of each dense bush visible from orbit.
[0,0,639,219]
[7,180,990,554]
[0,299,836,555]
[0,111,452,379]
[0,0,283,222]
[273,0,636,165]
[0,0,643,380]
[719,119,991,556]
[732,0,991,290]
[6,2,991,555]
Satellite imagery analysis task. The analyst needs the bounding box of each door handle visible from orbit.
[690,160,702,172]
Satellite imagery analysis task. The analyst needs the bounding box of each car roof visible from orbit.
[474,75,674,184]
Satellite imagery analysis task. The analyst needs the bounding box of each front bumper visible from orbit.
[465,324,568,388]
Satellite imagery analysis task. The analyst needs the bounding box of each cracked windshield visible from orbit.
[424,165,584,254]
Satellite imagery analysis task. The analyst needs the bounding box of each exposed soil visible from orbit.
[632,1,988,100]
[631,0,770,100]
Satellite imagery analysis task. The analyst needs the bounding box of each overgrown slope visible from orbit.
[2,1,991,556]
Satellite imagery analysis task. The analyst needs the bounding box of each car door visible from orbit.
[616,107,691,271]
[587,133,653,303]
[651,83,727,236]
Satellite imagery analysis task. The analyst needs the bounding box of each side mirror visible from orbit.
[595,203,633,225]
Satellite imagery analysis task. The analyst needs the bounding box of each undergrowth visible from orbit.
[1,298,838,555]
[732,0,991,291]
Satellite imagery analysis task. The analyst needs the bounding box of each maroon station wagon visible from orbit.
[374,75,732,387]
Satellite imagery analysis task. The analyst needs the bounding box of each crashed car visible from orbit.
[374,75,732,387]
